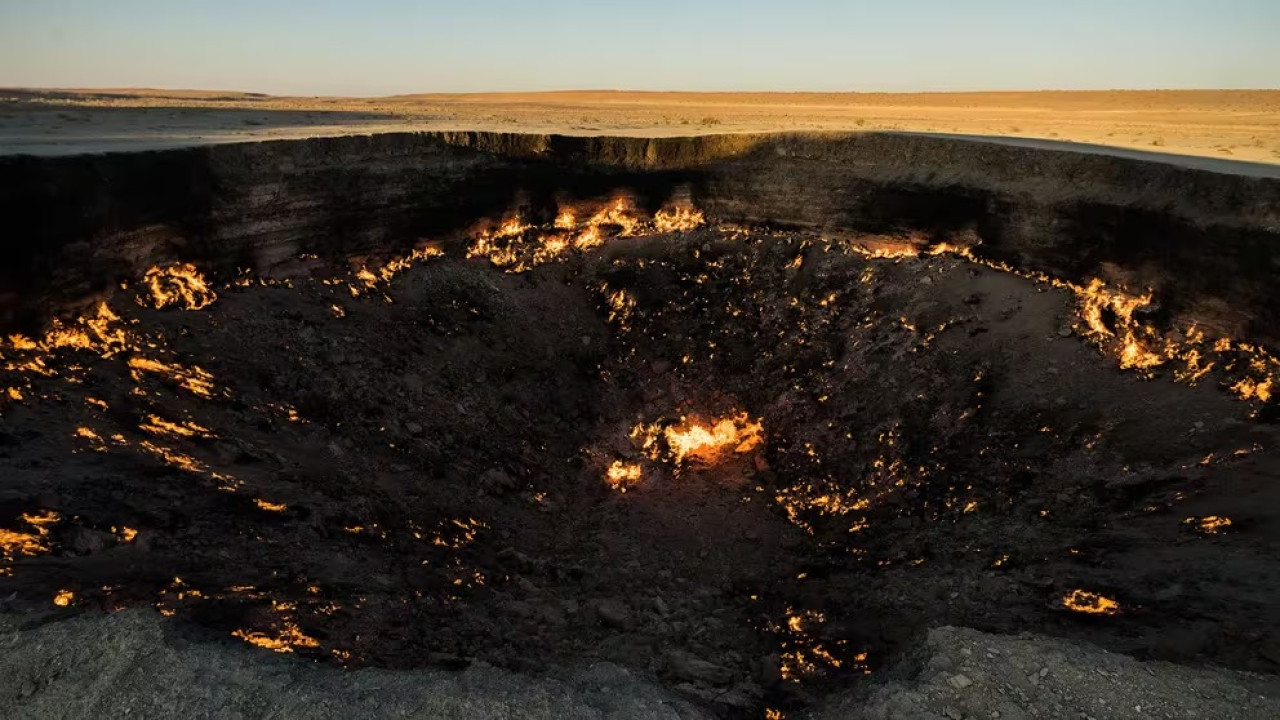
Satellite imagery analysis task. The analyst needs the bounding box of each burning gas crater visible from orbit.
[1,189,1276,713]
[847,238,1276,406]
[605,413,765,493]
[468,195,705,272]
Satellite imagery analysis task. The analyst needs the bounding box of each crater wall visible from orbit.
[2,131,1278,341]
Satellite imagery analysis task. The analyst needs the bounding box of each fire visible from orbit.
[843,236,1280,400]
[139,414,213,439]
[53,589,75,607]
[0,510,61,562]
[581,197,641,240]
[467,195,704,272]
[1062,589,1121,615]
[75,426,104,442]
[232,622,320,653]
[127,356,217,397]
[354,245,445,289]
[139,440,207,475]
[1184,516,1232,534]
[5,302,130,367]
[605,461,643,492]
[775,606,865,681]
[1230,354,1275,402]
[659,413,764,465]
[255,499,288,513]
[653,202,706,233]
[467,214,533,269]
[1074,278,1165,371]
[142,263,217,310]
[605,288,635,326]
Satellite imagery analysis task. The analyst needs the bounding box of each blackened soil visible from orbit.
[2,228,1279,717]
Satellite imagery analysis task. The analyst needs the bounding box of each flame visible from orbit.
[605,288,636,326]
[75,425,104,444]
[138,440,238,490]
[255,499,288,513]
[776,607,865,681]
[232,622,320,653]
[53,589,75,607]
[355,245,446,289]
[467,195,701,272]
[1074,278,1166,371]
[142,263,217,310]
[1184,516,1232,534]
[5,302,130,368]
[656,413,764,466]
[139,440,206,474]
[581,197,641,241]
[653,202,706,233]
[139,414,213,439]
[0,510,61,561]
[467,215,532,269]
[605,461,643,492]
[843,237,1280,400]
[1062,589,1121,615]
[128,356,217,398]
[1230,354,1275,402]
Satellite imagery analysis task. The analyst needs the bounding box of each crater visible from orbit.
[1,132,1279,717]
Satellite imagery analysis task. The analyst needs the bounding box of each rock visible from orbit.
[1058,327,1074,338]
[758,654,783,684]
[665,650,733,687]
[712,681,762,709]
[405,421,424,436]
[593,599,631,629]
[480,468,517,492]
[948,673,974,689]
[65,526,114,555]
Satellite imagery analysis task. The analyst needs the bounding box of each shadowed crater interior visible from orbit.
[2,133,1279,718]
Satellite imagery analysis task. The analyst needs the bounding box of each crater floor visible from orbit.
[2,217,1279,717]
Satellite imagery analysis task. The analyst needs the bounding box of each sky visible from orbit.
[0,0,1277,96]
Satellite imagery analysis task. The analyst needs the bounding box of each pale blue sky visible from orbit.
[1,0,1276,95]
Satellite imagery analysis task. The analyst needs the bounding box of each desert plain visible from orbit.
[1,87,1278,163]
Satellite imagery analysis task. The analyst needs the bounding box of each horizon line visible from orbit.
[3,85,1279,100]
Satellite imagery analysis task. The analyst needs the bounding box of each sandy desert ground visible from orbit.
[1,88,1278,163]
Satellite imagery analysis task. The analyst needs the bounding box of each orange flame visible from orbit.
[1184,516,1232,534]
[653,202,706,233]
[605,461,643,492]
[1062,589,1120,615]
[651,413,764,466]
[232,622,320,653]
[142,263,217,310]
[0,510,61,561]
[128,357,217,398]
